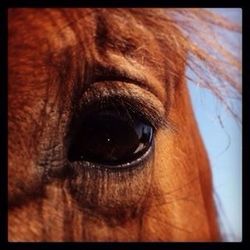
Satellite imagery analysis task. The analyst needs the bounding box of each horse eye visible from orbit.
[68,108,154,168]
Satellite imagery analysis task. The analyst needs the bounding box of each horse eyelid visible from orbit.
[77,83,169,131]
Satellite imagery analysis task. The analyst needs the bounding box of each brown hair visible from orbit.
[8,8,241,241]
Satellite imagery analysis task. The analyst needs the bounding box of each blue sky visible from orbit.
[187,8,242,241]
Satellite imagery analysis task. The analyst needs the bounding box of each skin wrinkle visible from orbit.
[8,8,240,241]
[103,53,167,102]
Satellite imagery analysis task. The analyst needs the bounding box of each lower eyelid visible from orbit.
[67,142,155,220]
[69,140,154,171]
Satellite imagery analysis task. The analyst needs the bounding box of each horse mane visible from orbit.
[124,8,242,121]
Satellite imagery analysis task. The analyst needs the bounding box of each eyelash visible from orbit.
[77,91,167,128]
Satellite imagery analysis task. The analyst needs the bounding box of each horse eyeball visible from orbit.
[67,109,153,167]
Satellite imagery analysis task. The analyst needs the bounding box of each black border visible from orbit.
[0,2,8,246]
[1,0,248,249]
[1,0,246,8]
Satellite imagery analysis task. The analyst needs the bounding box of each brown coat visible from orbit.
[8,8,240,241]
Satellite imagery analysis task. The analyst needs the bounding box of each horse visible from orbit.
[8,8,241,241]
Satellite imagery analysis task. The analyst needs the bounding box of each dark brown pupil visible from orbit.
[68,110,153,165]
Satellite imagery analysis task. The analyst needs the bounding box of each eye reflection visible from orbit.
[68,107,154,166]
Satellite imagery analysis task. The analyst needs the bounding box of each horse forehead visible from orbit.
[9,9,157,53]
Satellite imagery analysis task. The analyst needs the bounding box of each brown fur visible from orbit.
[8,8,241,241]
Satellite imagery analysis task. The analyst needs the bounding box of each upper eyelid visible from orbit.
[78,81,168,130]
[93,53,167,103]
